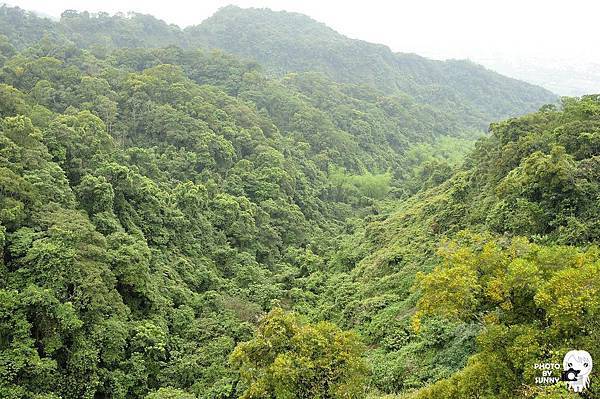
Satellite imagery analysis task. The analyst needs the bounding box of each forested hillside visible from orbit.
[321,96,600,398]
[187,6,557,126]
[0,4,596,399]
[0,5,556,132]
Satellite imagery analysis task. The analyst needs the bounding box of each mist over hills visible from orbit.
[478,55,600,96]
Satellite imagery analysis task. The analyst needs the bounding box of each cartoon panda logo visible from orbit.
[562,350,593,392]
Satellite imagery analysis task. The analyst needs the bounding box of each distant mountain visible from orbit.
[0,4,557,132]
[187,6,557,123]
[0,5,184,49]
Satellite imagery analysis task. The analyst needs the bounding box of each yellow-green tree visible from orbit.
[410,233,600,398]
[230,308,368,399]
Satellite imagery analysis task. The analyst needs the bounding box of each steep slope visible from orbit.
[188,6,557,125]
[321,96,600,397]
[0,35,380,397]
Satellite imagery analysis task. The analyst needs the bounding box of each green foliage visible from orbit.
[314,96,600,396]
[328,167,392,203]
[145,387,196,399]
[0,10,395,397]
[409,234,600,398]
[230,308,369,398]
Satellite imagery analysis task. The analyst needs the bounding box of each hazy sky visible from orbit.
[5,0,600,66]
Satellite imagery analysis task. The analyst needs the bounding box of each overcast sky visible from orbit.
[4,0,599,63]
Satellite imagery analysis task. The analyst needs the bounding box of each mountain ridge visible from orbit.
[187,5,557,122]
[0,4,557,132]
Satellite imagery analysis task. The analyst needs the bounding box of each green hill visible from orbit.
[188,6,557,126]
[1,4,557,133]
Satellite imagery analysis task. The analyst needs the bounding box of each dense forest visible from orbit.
[0,4,597,399]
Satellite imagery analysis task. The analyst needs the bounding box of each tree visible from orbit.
[230,308,368,399]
